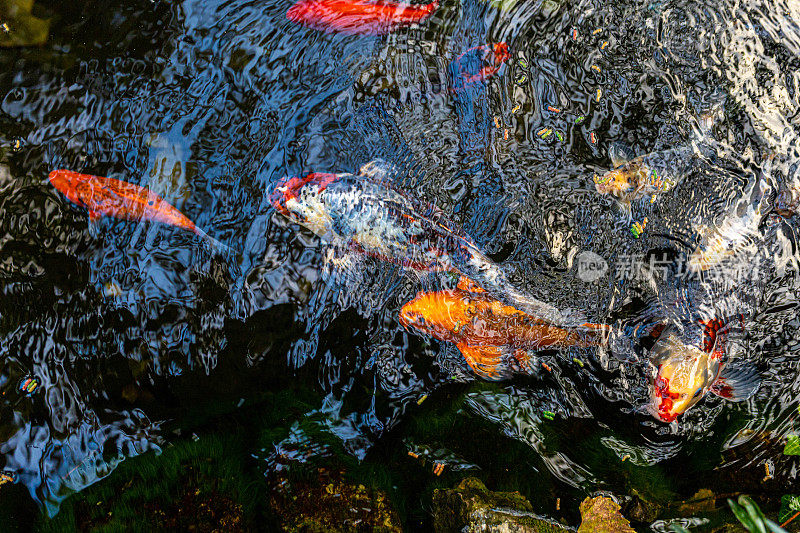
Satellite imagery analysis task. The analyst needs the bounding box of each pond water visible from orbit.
[0,0,799,530]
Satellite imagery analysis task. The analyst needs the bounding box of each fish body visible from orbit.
[399,284,607,378]
[648,317,757,423]
[400,288,602,348]
[594,146,693,206]
[48,169,224,248]
[688,201,765,272]
[270,167,576,325]
[450,43,510,89]
[286,0,439,35]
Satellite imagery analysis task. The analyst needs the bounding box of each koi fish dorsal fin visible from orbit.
[456,344,502,380]
[457,276,486,293]
[88,210,103,222]
[608,142,636,169]
[710,362,760,402]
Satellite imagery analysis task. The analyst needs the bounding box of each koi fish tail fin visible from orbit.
[193,227,243,280]
[574,323,613,347]
[460,251,586,327]
[503,286,588,328]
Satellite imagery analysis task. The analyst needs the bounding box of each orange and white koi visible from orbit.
[648,316,758,423]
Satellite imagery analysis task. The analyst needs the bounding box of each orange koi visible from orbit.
[399,279,608,378]
[48,169,227,249]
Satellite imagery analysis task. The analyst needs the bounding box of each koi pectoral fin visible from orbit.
[710,363,761,402]
[456,344,503,380]
[455,344,536,380]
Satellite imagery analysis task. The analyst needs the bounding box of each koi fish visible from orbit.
[450,43,510,89]
[399,278,608,378]
[688,180,772,272]
[648,316,759,423]
[286,0,439,35]
[593,145,693,215]
[594,97,725,216]
[48,169,228,250]
[269,161,579,326]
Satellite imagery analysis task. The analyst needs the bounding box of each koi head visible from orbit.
[648,328,722,423]
[269,173,339,233]
[399,290,475,341]
[593,167,633,196]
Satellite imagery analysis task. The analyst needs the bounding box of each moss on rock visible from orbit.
[577,496,635,533]
[432,477,570,532]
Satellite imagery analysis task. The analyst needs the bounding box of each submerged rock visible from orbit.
[269,467,402,532]
[432,477,570,532]
[578,496,635,533]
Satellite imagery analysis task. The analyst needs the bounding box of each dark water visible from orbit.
[1,0,799,530]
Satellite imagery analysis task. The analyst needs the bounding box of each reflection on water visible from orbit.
[0,0,799,527]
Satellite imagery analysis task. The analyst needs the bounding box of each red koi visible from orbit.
[286,0,439,35]
[48,169,225,248]
[451,43,510,88]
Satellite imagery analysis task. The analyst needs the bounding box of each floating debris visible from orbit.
[596,88,602,102]
[592,28,603,35]
[537,127,553,139]
[0,471,16,485]
[511,103,521,113]
[542,362,553,372]
[575,115,586,124]
[572,357,584,367]
[547,105,562,113]
[589,132,597,144]
[417,394,428,405]
[543,410,555,420]
[18,376,40,396]
[571,27,578,40]
[555,130,565,142]
[591,65,601,72]
[630,218,648,238]
[504,129,509,140]
[601,41,609,50]
[494,116,502,128]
